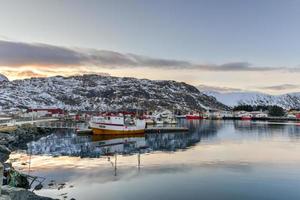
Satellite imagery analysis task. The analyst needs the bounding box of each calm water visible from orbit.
[9,120,300,200]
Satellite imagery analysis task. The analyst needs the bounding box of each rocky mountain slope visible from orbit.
[199,85,300,109]
[0,75,228,112]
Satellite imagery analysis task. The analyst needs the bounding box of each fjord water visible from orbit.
[10,120,300,200]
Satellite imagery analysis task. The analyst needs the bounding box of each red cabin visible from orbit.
[27,108,64,115]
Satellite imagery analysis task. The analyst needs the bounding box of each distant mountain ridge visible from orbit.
[0,75,228,112]
[0,73,9,82]
[198,85,300,109]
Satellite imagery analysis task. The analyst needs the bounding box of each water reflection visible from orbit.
[10,120,300,200]
[233,121,300,139]
[27,120,222,158]
[27,120,300,158]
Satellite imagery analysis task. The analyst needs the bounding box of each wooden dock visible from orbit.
[76,126,189,134]
[76,128,93,134]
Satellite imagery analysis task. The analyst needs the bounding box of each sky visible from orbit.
[1,0,300,94]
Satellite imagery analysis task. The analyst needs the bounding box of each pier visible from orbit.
[35,121,85,129]
[0,118,59,127]
[214,117,300,121]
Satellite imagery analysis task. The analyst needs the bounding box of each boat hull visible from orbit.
[89,116,146,135]
[91,127,145,135]
[186,115,203,120]
[241,116,252,120]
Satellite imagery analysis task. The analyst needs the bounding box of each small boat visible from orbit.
[210,115,223,120]
[89,115,146,135]
[241,115,252,120]
[186,113,204,120]
[175,115,186,119]
[155,118,164,124]
[145,118,155,125]
[163,117,177,124]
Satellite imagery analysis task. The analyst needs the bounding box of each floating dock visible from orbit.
[76,126,189,134]
[145,127,189,133]
[222,117,300,121]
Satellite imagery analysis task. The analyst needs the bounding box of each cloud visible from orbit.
[257,84,300,91]
[197,84,244,93]
[0,68,111,80]
[1,70,47,79]
[194,62,277,71]
[0,40,193,69]
[0,39,299,72]
[0,40,84,67]
[16,70,47,78]
[126,54,191,68]
[212,62,275,71]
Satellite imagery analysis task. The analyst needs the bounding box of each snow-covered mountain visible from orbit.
[198,85,300,109]
[0,73,8,82]
[203,90,267,107]
[0,75,228,112]
[240,92,300,109]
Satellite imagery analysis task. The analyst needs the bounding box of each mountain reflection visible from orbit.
[27,120,222,158]
[233,121,300,138]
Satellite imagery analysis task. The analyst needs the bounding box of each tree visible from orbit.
[268,105,285,117]
[233,105,254,112]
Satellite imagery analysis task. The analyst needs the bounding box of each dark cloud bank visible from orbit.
[0,40,299,72]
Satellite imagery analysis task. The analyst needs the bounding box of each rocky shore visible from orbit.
[1,185,53,200]
[0,124,53,162]
[0,124,55,200]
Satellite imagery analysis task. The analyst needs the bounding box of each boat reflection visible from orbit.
[91,133,145,142]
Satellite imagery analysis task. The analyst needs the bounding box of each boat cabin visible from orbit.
[91,115,136,126]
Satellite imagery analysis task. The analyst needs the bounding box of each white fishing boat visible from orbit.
[163,117,177,124]
[152,110,178,124]
[155,118,164,124]
[145,118,155,125]
[89,115,146,135]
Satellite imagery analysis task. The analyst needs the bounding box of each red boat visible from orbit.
[186,114,204,120]
[241,116,252,120]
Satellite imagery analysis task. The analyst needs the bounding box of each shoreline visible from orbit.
[0,124,55,200]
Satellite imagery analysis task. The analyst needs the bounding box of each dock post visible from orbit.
[138,151,141,170]
[114,152,117,176]
[0,163,3,194]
